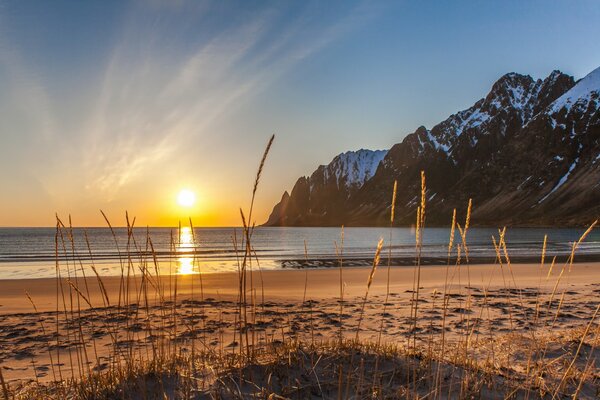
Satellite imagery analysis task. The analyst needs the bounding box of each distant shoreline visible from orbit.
[1,255,599,281]
[278,253,600,268]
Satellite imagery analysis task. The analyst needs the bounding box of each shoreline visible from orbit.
[1,261,599,314]
[2,253,600,281]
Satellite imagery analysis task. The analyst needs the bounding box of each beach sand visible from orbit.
[0,262,599,387]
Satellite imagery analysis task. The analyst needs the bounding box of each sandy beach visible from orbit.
[1,262,599,312]
[1,262,599,388]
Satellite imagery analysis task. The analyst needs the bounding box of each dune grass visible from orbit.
[1,136,599,399]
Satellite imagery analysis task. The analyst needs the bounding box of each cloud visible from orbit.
[0,0,375,205]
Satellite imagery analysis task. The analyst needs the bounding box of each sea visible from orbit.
[0,226,599,279]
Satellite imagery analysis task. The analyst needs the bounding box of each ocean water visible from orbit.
[0,226,599,279]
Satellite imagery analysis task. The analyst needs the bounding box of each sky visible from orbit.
[1,0,600,227]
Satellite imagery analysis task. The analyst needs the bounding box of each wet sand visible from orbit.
[1,262,599,312]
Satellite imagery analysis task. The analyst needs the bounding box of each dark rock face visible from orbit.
[265,67,600,227]
[264,150,387,226]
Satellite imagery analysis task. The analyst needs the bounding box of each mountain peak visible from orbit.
[415,126,428,135]
[490,72,534,94]
[485,72,538,111]
[324,149,388,188]
[533,70,575,114]
[546,69,565,82]
[550,66,600,114]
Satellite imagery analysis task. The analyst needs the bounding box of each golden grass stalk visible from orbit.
[236,134,275,362]
[448,208,456,259]
[377,180,398,346]
[390,180,398,224]
[461,198,472,262]
[303,239,309,304]
[435,207,456,398]
[335,226,345,345]
[248,134,275,235]
[420,171,426,227]
[411,171,426,346]
[541,234,547,269]
[355,237,384,341]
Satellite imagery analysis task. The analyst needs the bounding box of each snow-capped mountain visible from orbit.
[264,66,600,227]
[263,149,387,226]
[407,70,575,165]
[323,149,387,189]
[550,66,600,116]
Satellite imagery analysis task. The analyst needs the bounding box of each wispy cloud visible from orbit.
[0,0,375,209]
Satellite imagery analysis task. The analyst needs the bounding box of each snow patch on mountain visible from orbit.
[538,157,579,203]
[426,130,450,154]
[500,74,541,113]
[550,66,600,114]
[324,149,387,188]
[455,108,491,136]
[426,72,555,159]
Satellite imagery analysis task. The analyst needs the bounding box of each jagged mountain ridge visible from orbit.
[265,66,600,227]
[263,149,387,226]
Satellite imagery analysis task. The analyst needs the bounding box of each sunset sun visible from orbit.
[177,189,196,207]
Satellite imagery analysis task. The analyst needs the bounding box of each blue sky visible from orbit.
[1,0,600,226]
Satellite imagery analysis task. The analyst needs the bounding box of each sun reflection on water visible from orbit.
[176,226,198,275]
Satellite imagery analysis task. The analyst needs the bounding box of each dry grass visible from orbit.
[1,137,599,399]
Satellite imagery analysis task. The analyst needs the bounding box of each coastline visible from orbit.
[1,261,598,314]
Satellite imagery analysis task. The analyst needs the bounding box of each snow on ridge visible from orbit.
[324,149,388,188]
[435,73,541,143]
[490,73,540,112]
[497,74,548,122]
[432,69,576,149]
[425,130,450,154]
[433,105,491,146]
[547,70,564,82]
[508,85,526,108]
[538,157,579,203]
[549,66,600,114]
[457,108,491,133]
[508,81,541,112]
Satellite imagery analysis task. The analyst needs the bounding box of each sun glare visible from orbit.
[176,227,197,275]
[177,257,196,275]
[177,189,196,207]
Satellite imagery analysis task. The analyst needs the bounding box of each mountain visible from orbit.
[263,149,387,226]
[264,66,600,227]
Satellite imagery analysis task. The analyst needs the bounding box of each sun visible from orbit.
[177,189,196,207]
